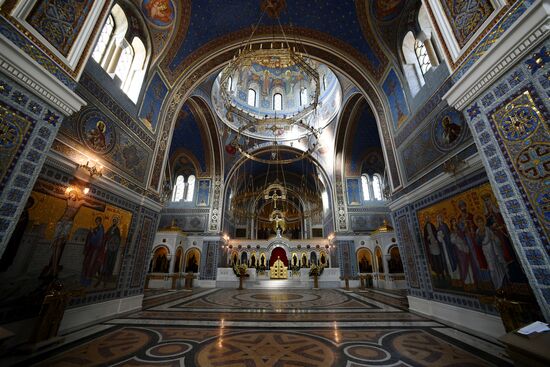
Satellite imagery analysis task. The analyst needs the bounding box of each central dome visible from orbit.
[212,57,341,142]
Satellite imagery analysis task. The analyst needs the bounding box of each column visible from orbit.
[444,1,550,320]
[0,38,85,253]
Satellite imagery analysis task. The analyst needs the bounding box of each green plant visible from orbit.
[309,264,324,277]
[233,264,248,276]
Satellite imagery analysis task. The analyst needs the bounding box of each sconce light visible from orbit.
[79,161,103,178]
[83,187,90,195]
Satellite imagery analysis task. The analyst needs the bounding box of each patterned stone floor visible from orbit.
[8,288,512,366]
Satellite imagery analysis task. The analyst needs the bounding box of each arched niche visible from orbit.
[184,248,200,273]
[150,246,170,273]
[357,248,374,273]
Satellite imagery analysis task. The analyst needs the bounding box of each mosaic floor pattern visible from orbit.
[9,288,512,366]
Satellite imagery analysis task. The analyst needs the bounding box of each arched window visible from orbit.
[227,76,233,92]
[185,175,196,202]
[172,175,185,202]
[114,42,134,85]
[91,4,149,104]
[92,15,114,63]
[123,37,146,103]
[300,88,308,106]
[247,89,256,106]
[402,31,424,96]
[321,191,329,213]
[361,174,371,201]
[273,93,283,110]
[372,174,383,201]
[414,39,432,75]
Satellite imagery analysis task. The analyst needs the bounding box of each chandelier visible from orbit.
[213,1,327,165]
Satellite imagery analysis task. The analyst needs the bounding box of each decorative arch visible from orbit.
[149,245,170,273]
[152,34,401,199]
[184,248,200,273]
[356,248,373,273]
[169,148,202,179]
[270,247,288,267]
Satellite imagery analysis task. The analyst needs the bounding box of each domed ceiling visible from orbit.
[212,60,341,142]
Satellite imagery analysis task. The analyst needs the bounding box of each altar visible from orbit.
[217,234,340,287]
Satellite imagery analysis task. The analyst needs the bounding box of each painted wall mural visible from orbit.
[401,106,469,181]
[79,109,116,155]
[350,214,390,233]
[371,0,405,22]
[61,107,151,184]
[382,69,409,129]
[0,179,133,321]
[440,0,494,48]
[139,72,169,132]
[346,178,362,206]
[196,179,211,206]
[417,182,529,296]
[26,0,94,57]
[142,0,175,27]
[432,108,467,152]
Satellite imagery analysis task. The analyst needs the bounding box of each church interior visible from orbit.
[0,0,549,366]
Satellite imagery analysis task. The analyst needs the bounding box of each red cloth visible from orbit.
[269,247,288,267]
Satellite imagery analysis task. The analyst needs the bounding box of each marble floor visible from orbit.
[6,287,512,366]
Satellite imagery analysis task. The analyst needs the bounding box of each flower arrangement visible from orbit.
[309,264,324,277]
[291,264,301,276]
[233,264,248,277]
[256,264,266,275]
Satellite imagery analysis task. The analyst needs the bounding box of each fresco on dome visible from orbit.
[441,0,494,48]
[417,183,529,296]
[139,72,168,132]
[0,179,133,322]
[372,0,405,22]
[142,0,175,27]
[382,69,409,129]
[26,0,94,56]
